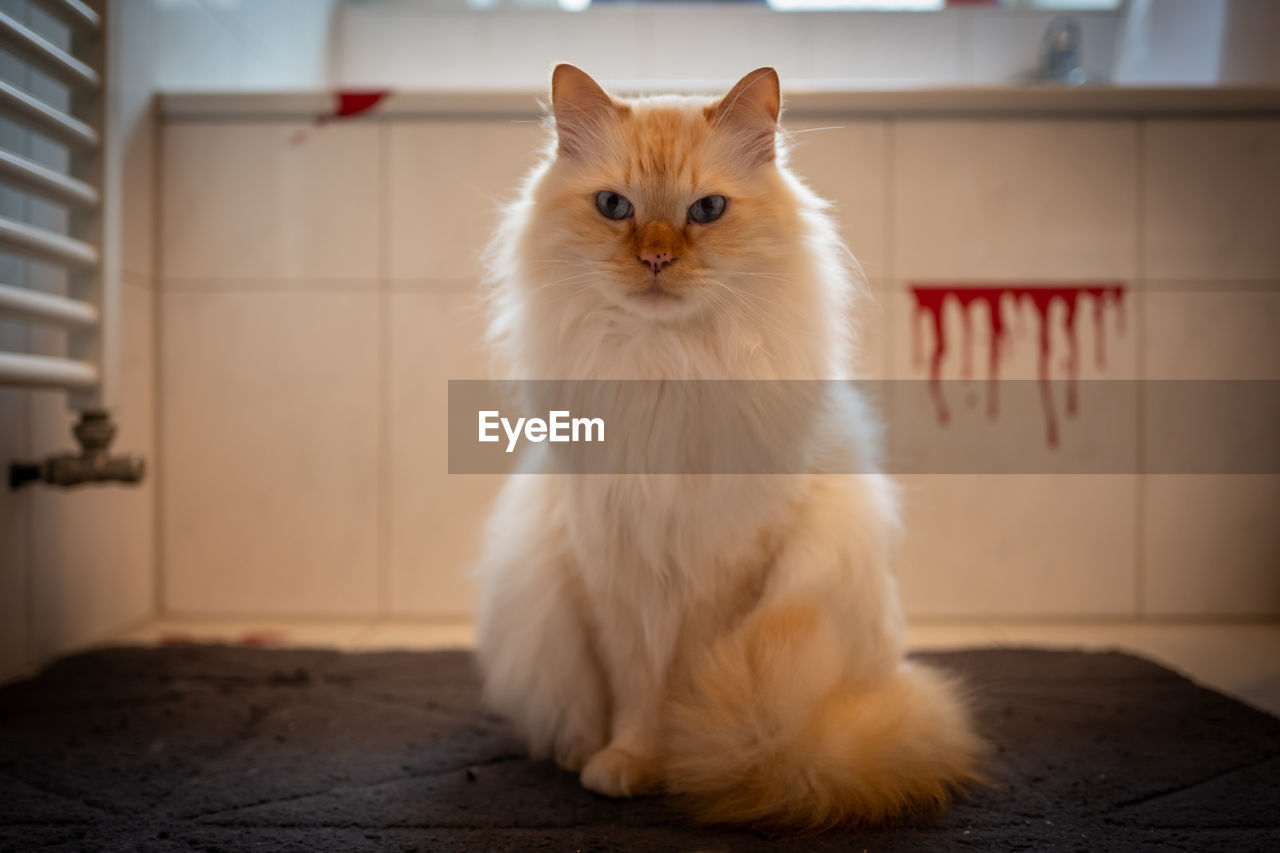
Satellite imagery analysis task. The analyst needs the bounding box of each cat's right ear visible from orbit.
[710,67,780,165]
[551,64,618,158]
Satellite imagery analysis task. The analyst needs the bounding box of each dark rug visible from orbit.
[1,646,1277,852]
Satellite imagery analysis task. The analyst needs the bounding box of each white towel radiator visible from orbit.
[0,0,142,488]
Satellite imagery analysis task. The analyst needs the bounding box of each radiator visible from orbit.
[0,0,142,488]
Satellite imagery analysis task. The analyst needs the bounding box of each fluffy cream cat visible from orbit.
[472,65,983,828]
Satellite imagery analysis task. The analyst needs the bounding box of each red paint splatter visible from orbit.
[909,283,1125,448]
[292,89,392,144]
[332,90,390,119]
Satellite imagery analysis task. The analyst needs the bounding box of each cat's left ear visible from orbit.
[710,67,780,165]
[551,64,622,158]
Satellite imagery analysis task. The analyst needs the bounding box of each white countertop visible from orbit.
[159,86,1280,121]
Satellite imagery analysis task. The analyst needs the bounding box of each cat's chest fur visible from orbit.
[545,310,819,575]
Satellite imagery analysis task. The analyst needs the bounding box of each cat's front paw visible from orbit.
[580,745,660,798]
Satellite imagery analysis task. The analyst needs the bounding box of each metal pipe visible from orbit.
[0,282,99,328]
[31,0,100,33]
[0,78,99,148]
[0,10,100,89]
[0,351,98,389]
[9,409,144,489]
[0,216,98,269]
[0,149,99,208]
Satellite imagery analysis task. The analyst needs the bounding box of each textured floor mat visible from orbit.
[1,646,1277,852]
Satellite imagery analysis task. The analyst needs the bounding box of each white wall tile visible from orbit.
[896,474,1138,617]
[894,120,1139,281]
[28,471,154,659]
[386,289,500,618]
[646,8,803,84]
[485,11,647,88]
[153,0,255,91]
[1141,286,1279,477]
[161,290,379,616]
[1144,121,1280,281]
[27,280,156,659]
[155,0,337,92]
[388,121,545,282]
[161,122,379,282]
[338,11,484,89]
[1141,287,1278,474]
[806,11,963,84]
[1144,476,1280,616]
[340,7,648,90]
[1139,287,1279,616]
[1144,288,1280,380]
[786,120,888,279]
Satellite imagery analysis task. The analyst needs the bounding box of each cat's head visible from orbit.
[524,65,797,322]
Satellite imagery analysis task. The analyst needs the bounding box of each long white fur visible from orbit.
[471,67,982,828]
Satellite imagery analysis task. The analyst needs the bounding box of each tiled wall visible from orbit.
[130,0,1280,94]
[156,107,1280,621]
[335,5,1120,89]
[143,1,1123,91]
[0,0,159,680]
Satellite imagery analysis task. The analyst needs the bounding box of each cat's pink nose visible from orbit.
[638,250,674,273]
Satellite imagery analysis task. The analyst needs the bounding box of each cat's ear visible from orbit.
[709,67,780,165]
[551,64,620,158]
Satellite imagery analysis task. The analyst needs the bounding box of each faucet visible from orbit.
[1039,16,1087,85]
[9,409,146,489]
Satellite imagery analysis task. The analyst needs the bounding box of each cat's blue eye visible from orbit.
[688,195,727,224]
[595,190,633,220]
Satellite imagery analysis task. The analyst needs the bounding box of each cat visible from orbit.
[471,64,984,829]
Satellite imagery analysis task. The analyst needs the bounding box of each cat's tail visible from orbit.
[663,601,985,829]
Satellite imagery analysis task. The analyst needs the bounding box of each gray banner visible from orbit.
[447,380,1280,475]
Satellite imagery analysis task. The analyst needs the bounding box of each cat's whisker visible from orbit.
[699,280,795,339]
[699,277,791,314]
[531,272,606,291]
[783,125,845,135]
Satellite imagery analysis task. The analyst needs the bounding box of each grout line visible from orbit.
[883,117,898,457]
[376,122,390,617]
[160,277,481,291]
[150,99,166,620]
[1134,118,1147,619]
[883,116,895,367]
[906,613,1280,626]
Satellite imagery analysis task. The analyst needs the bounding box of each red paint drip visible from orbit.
[293,90,393,144]
[332,89,391,119]
[909,283,1125,448]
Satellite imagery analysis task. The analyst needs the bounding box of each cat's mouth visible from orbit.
[628,282,684,304]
